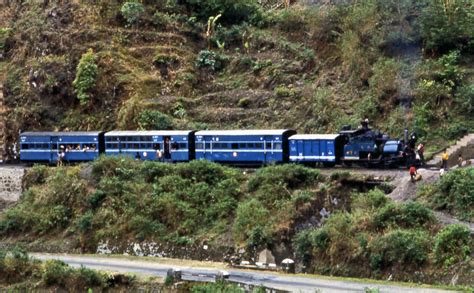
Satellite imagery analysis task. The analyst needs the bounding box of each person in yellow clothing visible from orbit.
[441,149,449,170]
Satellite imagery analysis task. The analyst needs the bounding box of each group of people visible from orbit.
[409,147,468,182]
[56,144,97,166]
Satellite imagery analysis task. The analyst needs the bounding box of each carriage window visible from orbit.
[52,144,58,150]
[196,143,203,149]
[153,143,161,150]
[179,143,187,149]
[21,144,29,150]
[274,143,282,149]
[239,143,246,149]
[141,143,152,149]
[81,144,97,150]
[232,143,239,149]
[266,142,272,149]
[205,142,211,149]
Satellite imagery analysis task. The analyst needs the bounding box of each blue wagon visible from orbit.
[20,131,104,163]
[104,131,195,162]
[289,134,343,166]
[195,130,296,165]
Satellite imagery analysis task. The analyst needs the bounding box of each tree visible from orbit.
[73,49,98,106]
[420,0,474,53]
[120,0,145,26]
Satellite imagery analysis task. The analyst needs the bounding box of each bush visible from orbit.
[42,260,72,286]
[423,167,474,221]
[73,49,98,106]
[75,211,94,233]
[248,164,320,192]
[121,1,145,26]
[184,0,260,25]
[274,86,297,98]
[233,198,271,246]
[352,189,388,211]
[434,224,471,267]
[74,266,105,288]
[369,230,430,270]
[373,201,434,230]
[419,0,474,53]
[196,50,228,71]
[23,164,50,187]
[138,109,173,130]
[237,98,250,108]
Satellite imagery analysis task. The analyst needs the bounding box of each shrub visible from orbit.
[73,49,98,106]
[369,230,430,270]
[121,1,145,26]
[183,0,260,25]
[233,198,271,246]
[153,54,178,67]
[42,260,72,286]
[237,98,250,108]
[74,266,105,287]
[276,7,308,33]
[196,50,228,71]
[434,224,471,267]
[75,211,94,233]
[88,189,107,209]
[419,0,474,53]
[274,86,297,98]
[423,167,474,221]
[23,164,50,187]
[248,164,320,192]
[138,109,173,130]
[352,189,388,211]
[373,201,434,229]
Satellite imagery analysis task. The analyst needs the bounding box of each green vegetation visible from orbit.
[294,189,472,280]
[1,160,473,284]
[138,109,173,130]
[121,1,145,26]
[2,1,473,149]
[418,167,474,221]
[196,50,228,71]
[0,247,133,290]
[73,49,98,106]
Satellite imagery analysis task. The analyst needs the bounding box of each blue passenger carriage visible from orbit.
[194,130,296,165]
[104,131,195,162]
[19,131,104,163]
[289,134,343,167]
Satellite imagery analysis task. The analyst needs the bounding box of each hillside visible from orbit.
[1,159,473,286]
[0,1,473,154]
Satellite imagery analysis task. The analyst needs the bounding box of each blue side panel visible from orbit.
[289,139,337,162]
[20,133,102,163]
[104,134,190,162]
[195,134,284,164]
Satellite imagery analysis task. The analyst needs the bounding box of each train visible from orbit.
[19,123,418,168]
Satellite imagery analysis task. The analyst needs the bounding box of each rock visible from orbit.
[258,248,275,265]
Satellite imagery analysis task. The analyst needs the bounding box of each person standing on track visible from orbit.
[417,143,425,165]
[441,149,449,170]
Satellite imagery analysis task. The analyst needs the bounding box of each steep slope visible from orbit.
[0,1,472,157]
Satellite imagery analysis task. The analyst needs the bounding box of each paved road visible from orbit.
[31,254,453,293]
